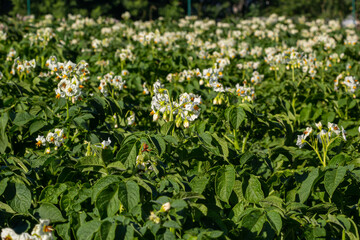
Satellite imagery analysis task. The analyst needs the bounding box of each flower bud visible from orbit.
[183,119,190,128]
[175,115,182,128]
[160,202,171,212]
[213,96,218,105]
[153,112,160,121]
[163,111,168,121]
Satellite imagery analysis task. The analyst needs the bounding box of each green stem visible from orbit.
[275,69,277,81]
[66,101,70,139]
[305,140,324,166]
[242,131,250,153]
[233,129,240,150]
[66,101,70,121]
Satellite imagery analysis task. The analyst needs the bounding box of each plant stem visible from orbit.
[242,131,250,153]
[66,101,70,121]
[233,129,240,150]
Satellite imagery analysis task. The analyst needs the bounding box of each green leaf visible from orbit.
[163,220,181,229]
[0,113,9,153]
[13,111,34,126]
[150,134,166,156]
[324,166,347,198]
[116,136,139,168]
[0,178,9,196]
[215,165,235,203]
[100,220,116,240]
[126,180,140,210]
[35,203,66,222]
[107,161,126,170]
[241,209,265,234]
[190,175,209,194]
[118,180,140,211]
[304,227,326,240]
[0,201,16,213]
[10,182,31,213]
[204,230,223,238]
[161,121,175,135]
[266,210,282,235]
[212,133,229,160]
[75,156,104,168]
[297,168,319,203]
[299,104,312,123]
[39,183,68,204]
[77,220,101,240]
[29,120,46,135]
[163,229,176,240]
[56,223,70,240]
[245,175,264,204]
[96,185,120,219]
[92,175,121,203]
[229,107,246,129]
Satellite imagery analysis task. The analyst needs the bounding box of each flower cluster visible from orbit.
[115,47,135,62]
[1,219,53,240]
[296,122,346,167]
[166,68,202,83]
[24,27,56,46]
[36,129,66,149]
[10,58,36,76]
[150,80,202,128]
[296,122,346,148]
[6,48,16,62]
[49,57,90,102]
[97,71,128,96]
[340,76,359,96]
[235,84,255,102]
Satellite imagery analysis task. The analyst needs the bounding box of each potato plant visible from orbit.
[0,13,360,240]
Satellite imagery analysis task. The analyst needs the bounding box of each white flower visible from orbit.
[303,127,312,138]
[31,219,54,240]
[328,122,340,135]
[19,233,38,240]
[101,138,111,149]
[46,132,56,144]
[121,11,131,20]
[296,134,306,148]
[317,129,327,143]
[121,70,129,76]
[36,135,46,147]
[1,228,19,240]
[315,122,322,130]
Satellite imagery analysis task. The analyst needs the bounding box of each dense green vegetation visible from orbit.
[1,12,360,240]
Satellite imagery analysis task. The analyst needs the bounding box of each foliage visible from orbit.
[0,13,360,240]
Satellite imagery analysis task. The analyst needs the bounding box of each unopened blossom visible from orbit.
[160,202,171,212]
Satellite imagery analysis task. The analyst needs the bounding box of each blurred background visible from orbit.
[0,0,358,20]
